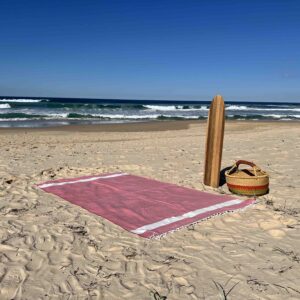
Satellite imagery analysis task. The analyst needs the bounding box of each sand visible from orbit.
[0,120,299,299]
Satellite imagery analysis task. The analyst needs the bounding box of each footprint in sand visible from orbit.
[174,276,190,286]
[267,229,286,238]
[258,219,286,238]
[26,253,44,271]
[48,250,71,266]
[0,267,26,300]
[34,233,55,251]
[259,220,282,230]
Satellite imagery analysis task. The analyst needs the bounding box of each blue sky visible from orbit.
[0,0,299,101]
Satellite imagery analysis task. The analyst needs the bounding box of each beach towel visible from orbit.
[37,173,254,238]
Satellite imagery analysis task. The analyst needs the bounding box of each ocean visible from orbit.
[0,96,299,128]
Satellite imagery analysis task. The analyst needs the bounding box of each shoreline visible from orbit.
[0,119,299,133]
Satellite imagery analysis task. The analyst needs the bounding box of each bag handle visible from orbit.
[235,160,256,168]
[227,160,260,176]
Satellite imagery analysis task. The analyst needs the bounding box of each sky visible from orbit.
[0,0,299,102]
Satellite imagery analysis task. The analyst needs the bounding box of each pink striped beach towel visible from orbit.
[37,173,254,238]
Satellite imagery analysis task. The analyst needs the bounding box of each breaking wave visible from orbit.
[0,97,299,126]
[0,112,299,122]
[0,104,11,109]
[0,98,47,103]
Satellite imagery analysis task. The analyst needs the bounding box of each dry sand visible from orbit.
[0,120,299,299]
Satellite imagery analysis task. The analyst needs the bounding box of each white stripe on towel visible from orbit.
[131,199,243,234]
[38,173,128,188]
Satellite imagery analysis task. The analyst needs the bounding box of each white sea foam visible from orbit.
[144,105,208,111]
[225,105,300,112]
[45,113,69,118]
[144,104,300,113]
[0,104,11,109]
[63,113,201,120]
[253,107,300,112]
[145,105,180,111]
[0,98,46,103]
[226,105,249,110]
[0,114,199,121]
[0,118,29,121]
[237,107,300,112]
[86,114,161,119]
[261,114,300,119]
[103,114,201,120]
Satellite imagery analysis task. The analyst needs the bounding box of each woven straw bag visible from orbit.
[225,160,269,196]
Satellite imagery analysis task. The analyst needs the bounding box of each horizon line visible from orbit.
[0,95,299,104]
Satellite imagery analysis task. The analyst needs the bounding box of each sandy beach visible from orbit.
[0,120,300,299]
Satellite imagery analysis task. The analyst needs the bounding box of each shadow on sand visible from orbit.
[219,166,234,187]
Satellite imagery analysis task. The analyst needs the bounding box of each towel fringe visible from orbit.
[148,201,256,240]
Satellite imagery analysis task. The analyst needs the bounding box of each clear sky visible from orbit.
[0,0,299,101]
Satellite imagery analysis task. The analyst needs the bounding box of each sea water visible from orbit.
[0,97,299,127]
